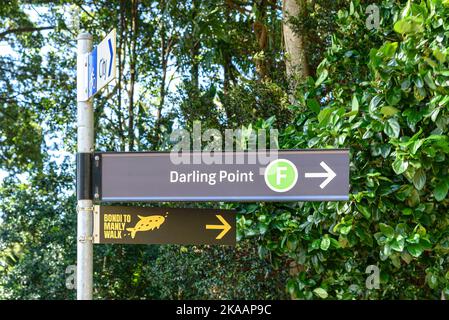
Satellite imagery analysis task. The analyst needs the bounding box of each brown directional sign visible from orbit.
[93,206,236,246]
[92,149,349,202]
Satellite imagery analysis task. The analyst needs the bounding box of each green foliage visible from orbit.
[238,0,449,299]
[0,162,76,299]
[2,0,449,300]
[1,0,290,300]
[0,2,47,172]
[220,79,291,128]
[150,242,288,299]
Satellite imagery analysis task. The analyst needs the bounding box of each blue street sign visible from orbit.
[87,29,116,99]
[88,47,97,97]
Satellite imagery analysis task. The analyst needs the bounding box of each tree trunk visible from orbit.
[254,0,269,79]
[223,3,233,96]
[117,0,126,151]
[128,0,138,151]
[283,0,309,95]
[156,2,168,127]
[190,0,200,89]
[154,1,169,149]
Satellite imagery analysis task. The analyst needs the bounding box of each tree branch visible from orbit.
[0,26,55,39]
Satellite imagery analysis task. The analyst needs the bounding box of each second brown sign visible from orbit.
[93,206,236,246]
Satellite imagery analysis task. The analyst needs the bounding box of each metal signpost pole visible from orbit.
[76,32,93,300]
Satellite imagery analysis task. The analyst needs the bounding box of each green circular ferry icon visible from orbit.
[264,159,298,192]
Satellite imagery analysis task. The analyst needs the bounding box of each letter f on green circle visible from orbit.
[264,159,298,192]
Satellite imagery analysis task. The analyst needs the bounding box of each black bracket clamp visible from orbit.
[76,153,102,201]
[76,152,92,200]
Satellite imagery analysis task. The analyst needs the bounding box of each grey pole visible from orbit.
[76,32,93,300]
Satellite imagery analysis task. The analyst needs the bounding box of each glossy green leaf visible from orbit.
[412,168,426,191]
[315,69,328,87]
[394,17,424,34]
[320,237,331,251]
[307,98,321,114]
[313,288,328,299]
[380,106,400,117]
[384,118,400,138]
[433,48,446,63]
[385,88,401,106]
[392,158,409,174]
[434,180,449,201]
[380,223,395,239]
[407,244,424,257]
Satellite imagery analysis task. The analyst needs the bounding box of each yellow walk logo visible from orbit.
[126,213,168,239]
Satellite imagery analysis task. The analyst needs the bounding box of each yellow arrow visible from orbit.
[206,215,231,240]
